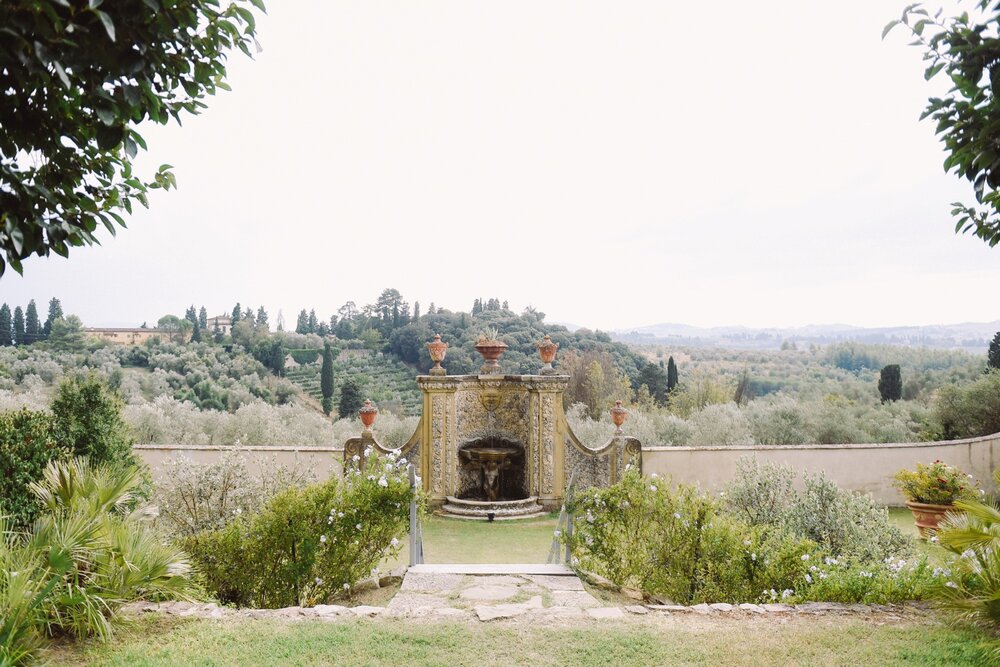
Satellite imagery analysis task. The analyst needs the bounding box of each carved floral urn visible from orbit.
[426,333,449,376]
[359,399,378,432]
[536,334,559,374]
[610,400,629,435]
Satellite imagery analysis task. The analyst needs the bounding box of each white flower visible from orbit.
[343,583,351,591]
[649,485,658,492]
[367,474,376,481]
[315,578,323,585]
[743,540,751,547]
[553,530,561,538]
[356,523,362,530]
[781,589,793,599]
[320,535,327,543]
[378,477,388,487]
[809,566,817,572]
[805,574,812,584]
[651,473,659,479]
[352,454,360,462]
[945,581,958,589]
[929,535,939,543]
[673,513,681,520]
[390,537,399,548]
[751,553,757,561]
[801,554,810,561]
[818,572,828,580]
[339,512,345,518]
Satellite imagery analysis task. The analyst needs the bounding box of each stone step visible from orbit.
[441,496,547,520]
[408,563,575,575]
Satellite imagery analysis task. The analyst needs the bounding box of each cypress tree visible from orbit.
[989,331,1000,370]
[338,379,364,419]
[13,306,24,345]
[198,306,208,330]
[231,303,242,324]
[256,307,269,330]
[184,305,197,326]
[295,309,309,334]
[191,322,202,343]
[321,342,334,415]
[637,361,669,406]
[0,304,11,346]
[666,356,679,393]
[413,301,421,322]
[43,297,63,338]
[24,301,40,344]
[270,340,285,376]
[308,309,318,334]
[878,364,902,403]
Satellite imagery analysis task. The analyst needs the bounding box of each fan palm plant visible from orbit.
[0,459,198,665]
[935,468,1000,658]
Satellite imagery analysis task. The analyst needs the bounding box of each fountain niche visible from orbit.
[442,438,545,519]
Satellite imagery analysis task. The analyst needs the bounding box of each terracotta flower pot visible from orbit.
[474,341,508,375]
[905,500,956,538]
[426,334,449,376]
[359,399,378,432]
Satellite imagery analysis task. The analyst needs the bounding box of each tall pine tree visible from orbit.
[13,306,24,345]
[308,309,318,334]
[184,305,197,326]
[295,309,309,334]
[191,321,202,343]
[24,300,40,344]
[989,331,1000,370]
[321,342,335,415]
[198,306,208,330]
[256,307,269,331]
[43,297,63,338]
[413,301,421,322]
[0,304,11,346]
[231,303,242,324]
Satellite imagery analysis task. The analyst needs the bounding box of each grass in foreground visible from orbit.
[47,614,991,667]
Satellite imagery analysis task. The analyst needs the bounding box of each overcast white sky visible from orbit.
[3,1,998,331]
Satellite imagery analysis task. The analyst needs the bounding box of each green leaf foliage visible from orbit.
[0,0,265,276]
[0,409,65,528]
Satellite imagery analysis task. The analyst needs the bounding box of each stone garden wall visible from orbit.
[641,431,1000,505]
[135,431,1000,506]
[134,444,343,482]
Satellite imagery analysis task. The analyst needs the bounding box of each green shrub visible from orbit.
[794,555,940,604]
[51,373,134,467]
[725,458,912,563]
[289,349,321,365]
[183,449,414,608]
[0,409,65,528]
[1,459,197,665]
[932,370,1000,439]
[566,470,816,604]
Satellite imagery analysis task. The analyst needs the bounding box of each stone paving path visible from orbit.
[389,564,622,621]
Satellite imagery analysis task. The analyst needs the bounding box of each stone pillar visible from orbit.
[416,376,459,508]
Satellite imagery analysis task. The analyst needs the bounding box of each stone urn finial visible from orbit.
[359,399,378,432]
[536,334,559,375]
[610,400,628,435]
[426,333,449,376]
[474,329,508,375]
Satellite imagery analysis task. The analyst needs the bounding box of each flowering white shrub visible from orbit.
[181,448,416,608]
[154,448,316,536]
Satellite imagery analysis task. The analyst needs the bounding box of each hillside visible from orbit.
[284,351,422,416]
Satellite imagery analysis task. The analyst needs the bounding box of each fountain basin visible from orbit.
[441,496,547,521]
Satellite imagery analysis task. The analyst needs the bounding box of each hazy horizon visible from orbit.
[3,1,998,331]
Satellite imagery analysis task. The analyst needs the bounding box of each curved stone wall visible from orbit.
[640,432,1000,505]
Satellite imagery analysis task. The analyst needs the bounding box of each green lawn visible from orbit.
[48,614,991,667]
[391,513,560,567]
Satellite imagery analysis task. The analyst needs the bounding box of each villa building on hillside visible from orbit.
[83,327,177,345]
[205,315,232,335]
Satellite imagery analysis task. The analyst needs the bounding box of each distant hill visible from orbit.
[612,320,1000,351]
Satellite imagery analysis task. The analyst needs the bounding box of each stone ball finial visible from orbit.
[359,399,378,432]
[610,400,628,434]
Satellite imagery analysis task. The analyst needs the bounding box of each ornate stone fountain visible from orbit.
[343,334,643,520]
